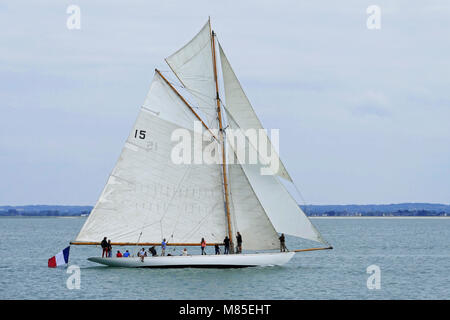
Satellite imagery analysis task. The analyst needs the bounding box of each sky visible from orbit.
[0,1,449,205]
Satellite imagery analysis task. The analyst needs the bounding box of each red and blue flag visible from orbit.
[48,246,70,268]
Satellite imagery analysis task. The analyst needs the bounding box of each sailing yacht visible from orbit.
[70,19,332,268]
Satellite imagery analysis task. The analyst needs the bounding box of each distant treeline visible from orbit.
[301,203,450,216]
[0,203,449,217]
[0,205,92,216]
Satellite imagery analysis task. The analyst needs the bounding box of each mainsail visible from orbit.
[74,72,227,244]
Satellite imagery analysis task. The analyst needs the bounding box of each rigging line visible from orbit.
[165,81,201,110]
[156,73,202,126]
[159,164,194,240]
[156,69,219,142]
[220,129,238,235]
[167,79,216,105]
[162,76,217,114]
[184,86,217,103]
[225,153,239,235]
[136,231,143,245]
[175,74,215,81]
[155,164,194,237]
[178,205,223,242]
[105,220,162,240]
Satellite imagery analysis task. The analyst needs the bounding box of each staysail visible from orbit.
[228,151,280,250]
[218,43,293,182]
[74,72,227,244]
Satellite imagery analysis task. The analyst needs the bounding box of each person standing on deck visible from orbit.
[214,244,220,255]
[223,236,230,254]
[201,238,207,255]
[107,240,112,258]
[236,232,242,253]
[101,237,108,258]
[161,238,167,256]
[279,233,287,252]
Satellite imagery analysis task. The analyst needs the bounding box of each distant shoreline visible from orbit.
[310,216,450,219]
[1,216,449,219]
[1,203,449,217]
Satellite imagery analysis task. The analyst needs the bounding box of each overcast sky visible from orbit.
[1,1,449,205]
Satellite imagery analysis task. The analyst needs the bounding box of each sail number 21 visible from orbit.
[134,129,157,151]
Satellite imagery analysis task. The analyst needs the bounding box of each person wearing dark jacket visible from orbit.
[149,246,157,257]
[223,236,230,254]
[236,232,242,253]
[279,233,287,252]
[101,237,108,258]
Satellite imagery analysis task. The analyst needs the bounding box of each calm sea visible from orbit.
[0,217,449,299]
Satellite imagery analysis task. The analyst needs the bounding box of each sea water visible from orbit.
[0,217,449,299]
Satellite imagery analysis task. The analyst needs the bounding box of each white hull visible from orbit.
[88,252,295,268]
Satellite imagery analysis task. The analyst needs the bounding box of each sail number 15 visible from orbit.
[134,129,146,139]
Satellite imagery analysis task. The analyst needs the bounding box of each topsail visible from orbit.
[165,21,218,129]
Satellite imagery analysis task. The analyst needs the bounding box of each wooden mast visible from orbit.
[211,26,234,253]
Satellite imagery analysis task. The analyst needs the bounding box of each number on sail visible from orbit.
[134,129,146,139]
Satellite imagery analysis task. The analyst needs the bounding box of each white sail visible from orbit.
[75,72,227,244]
[225,110,326,244]
[240,163,326,244]
[228,151,280,251]
[219,43,293,182]
[74,20,330,259]
[165,20,218,128]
